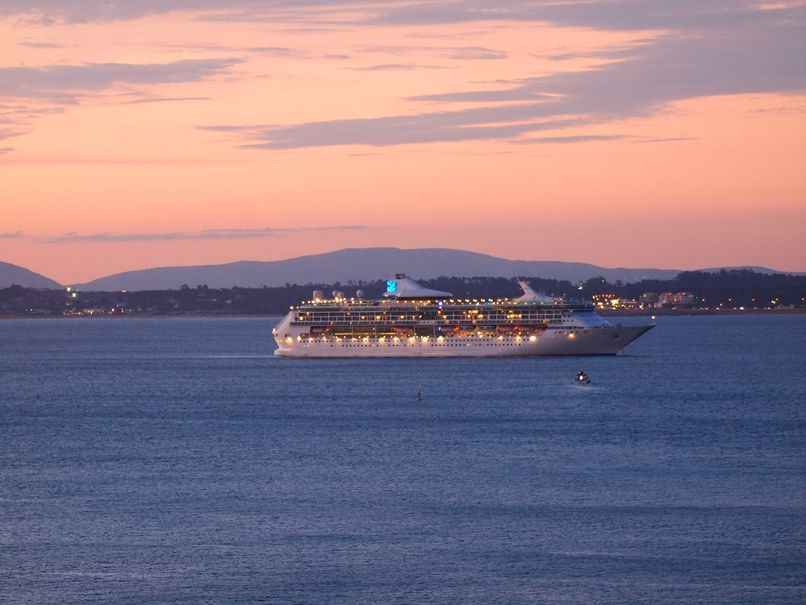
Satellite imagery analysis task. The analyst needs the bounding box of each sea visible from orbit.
[1,315,804,604]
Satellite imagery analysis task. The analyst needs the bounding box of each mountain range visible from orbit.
[1,248,797,291]
[73,248,795,291]
[0,261,63,289]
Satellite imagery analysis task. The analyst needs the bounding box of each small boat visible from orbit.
[573,371,590,385]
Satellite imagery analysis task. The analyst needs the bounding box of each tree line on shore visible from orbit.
[0,269,803,316]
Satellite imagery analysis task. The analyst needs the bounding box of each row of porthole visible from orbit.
[295,336,542,341]
[303,342,526,349]
[296,338,533,342]
[296,341,531,347]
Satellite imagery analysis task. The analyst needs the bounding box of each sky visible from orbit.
[0,0,804,284]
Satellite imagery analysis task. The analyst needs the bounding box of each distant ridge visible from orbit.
[74,247,682,290]
[70,248,802,291]
[697,265,802,275]
[0,261,62,289]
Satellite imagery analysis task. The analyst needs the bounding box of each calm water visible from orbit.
[1,315,804,604]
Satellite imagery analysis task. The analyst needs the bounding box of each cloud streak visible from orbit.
[513,134,628,145]
[346,63,448,71]
[46,225,373,243]
[0,58,241,103]
[122,95,211,105]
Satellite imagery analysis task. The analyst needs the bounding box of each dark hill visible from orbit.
[0,261,62,289]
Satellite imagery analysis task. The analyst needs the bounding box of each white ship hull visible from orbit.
[273,325,652,357]
[273,274,654,358]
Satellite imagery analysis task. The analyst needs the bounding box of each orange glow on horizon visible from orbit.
[1,5,804,284]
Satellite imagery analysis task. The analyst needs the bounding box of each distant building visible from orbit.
[658,292,698,308]
[591,293,640,310]
[591,293,615,308]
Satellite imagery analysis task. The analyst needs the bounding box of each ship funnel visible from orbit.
[384,275,452,299]
[516,279,557,304]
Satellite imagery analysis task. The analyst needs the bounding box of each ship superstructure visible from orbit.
[273,274,653,357]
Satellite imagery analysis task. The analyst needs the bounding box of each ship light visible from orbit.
[363,337,369,342]
[408,337,415,343]
[437,336,444,343]
[498,336,503,341]
[393,337,399,342]
[529,335,537,342]
[422,336,429,342]
[568,332,576,339]
[379,337,385,342]
[285,337,292,343]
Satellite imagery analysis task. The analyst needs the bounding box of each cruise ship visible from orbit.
[273,274,653,357]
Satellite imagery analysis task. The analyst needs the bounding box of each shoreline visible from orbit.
[2,308,803,320]
[600,308,805,316]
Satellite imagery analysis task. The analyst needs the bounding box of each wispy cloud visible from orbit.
[244,46,298,56]
[202,115,585,149]
[634,136,696,144]
[0,58,241,103]
[122,95,211,105]
[46,225,373,243]
[19,41,65,48]
[513,134,629,145]
[0,230,27,238]
[201,2,805,149]
[346,63,448,72]
[0,59,239,145]
[0,126,25,141]
[361,44,507,61]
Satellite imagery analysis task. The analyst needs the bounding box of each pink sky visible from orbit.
[1,1,804,284]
